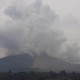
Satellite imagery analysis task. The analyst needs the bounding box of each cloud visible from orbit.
[0,0,66,58]
[61,43,80,63]
[0,0,80,64]
[61,16,80,43]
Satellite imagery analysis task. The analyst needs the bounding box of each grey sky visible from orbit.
[44,0,80,20]
[0,0,80,23]
[0,0,80,21]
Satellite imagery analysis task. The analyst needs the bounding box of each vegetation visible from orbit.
[0,70,80,80]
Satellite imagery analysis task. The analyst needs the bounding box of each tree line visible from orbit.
[0,70,80,80]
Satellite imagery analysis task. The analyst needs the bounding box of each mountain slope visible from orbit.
[0,53,80,72]
[0,54,33,72]
[33,53,80,72]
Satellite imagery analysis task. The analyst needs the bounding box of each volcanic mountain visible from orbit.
[0,52,80,72]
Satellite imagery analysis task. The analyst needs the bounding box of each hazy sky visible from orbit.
[0,0,80,63]
[0,0,80,21]
[44,0,80,20]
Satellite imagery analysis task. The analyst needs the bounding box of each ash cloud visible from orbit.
[0,0,80,64]
[62,43,80,63]
[0,0,66,57]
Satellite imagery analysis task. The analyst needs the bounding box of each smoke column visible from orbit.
[0,0,80,64]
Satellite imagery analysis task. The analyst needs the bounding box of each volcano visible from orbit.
[0,52,80,72]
